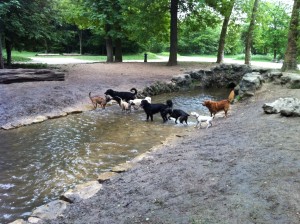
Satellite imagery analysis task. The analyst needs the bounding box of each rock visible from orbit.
[0,69,64,84]
[171,74,192,87]
[280,73,300,88]
[8,219,28,224]
[29,200,68,222]
[111,162,133,173]
[60,181,102,203]
[239,72,264,97]
[266,71,283,83]
[262,97,300,116]
[97,172,117,183]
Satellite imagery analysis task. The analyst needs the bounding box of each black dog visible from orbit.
[165,108,190,124]
[140,99,173,122]
[104,88,137,102]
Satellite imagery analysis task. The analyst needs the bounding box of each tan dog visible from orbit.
[89,92,111,109]
[202,90,234,117]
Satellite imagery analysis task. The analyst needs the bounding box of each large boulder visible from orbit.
[262,97,300,117]
[239,72,264,97]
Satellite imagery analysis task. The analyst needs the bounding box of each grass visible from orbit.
[3,50,278,64]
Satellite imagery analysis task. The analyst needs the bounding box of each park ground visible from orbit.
[2,59,300,223]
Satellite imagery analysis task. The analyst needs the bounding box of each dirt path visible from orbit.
[1,62,300,223]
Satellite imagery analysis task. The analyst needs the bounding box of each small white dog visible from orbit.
[115,97,131,113]
[190,112,213,129]
[129,97,151,110]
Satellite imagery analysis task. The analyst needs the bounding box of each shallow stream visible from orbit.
[0,88,228,223]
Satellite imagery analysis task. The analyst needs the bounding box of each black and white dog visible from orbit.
[104,88,137,102]
[165,108,190,124]
[140,99,173,122]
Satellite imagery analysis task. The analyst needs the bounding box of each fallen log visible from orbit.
[0,68,65,84]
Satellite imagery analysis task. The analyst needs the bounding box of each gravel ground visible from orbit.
[1,61,300,224]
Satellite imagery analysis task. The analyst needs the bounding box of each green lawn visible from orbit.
[4,50,276,63]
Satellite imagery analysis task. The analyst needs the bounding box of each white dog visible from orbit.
[129,97,151,110]
[190,112,213,129]
[115,97,131,113]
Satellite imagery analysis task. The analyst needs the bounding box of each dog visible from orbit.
[114,96,131,113]
[140,99,173,122]
[129,97,151,110]
[104,88,137,102]
[201,90,234,117]
[165,108,190,124]
[89,92,111,109]
[190,112,213,129]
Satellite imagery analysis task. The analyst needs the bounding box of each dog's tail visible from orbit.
[130,88,138,96]
[228,89,235,103]
[89,92,93,102]
[166,99,173,108]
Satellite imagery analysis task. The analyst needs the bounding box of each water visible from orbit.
[0,88,228,223]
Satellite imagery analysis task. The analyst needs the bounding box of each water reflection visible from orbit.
[0,87,228,223]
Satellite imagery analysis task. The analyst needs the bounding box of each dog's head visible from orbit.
[105,95,112,102]
[140,99,150,108]
[104,89,114,96]
[190,112,199,117]
[202,100,211,107]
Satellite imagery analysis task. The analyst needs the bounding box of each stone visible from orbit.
[262,97,300,116]
[171,74,192,87]
[29,200,68,221]
[111,162,133,173]
[281,73,300,88]
[239,72,264,97]
[60,181,102,203]
[8,219,28,224]
[97,172,117,183]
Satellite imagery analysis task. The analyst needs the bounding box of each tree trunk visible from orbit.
[0,34,4,69]
[5,39,12,66]
[167,0,178,66]
[79,29,83,55]
[274,49,277,60]
[115,38,122,62]
[106,36,114,62]
[245,0,259,65]
[281,0,300,71]
[216,1,235,64]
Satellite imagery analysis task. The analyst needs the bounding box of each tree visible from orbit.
[167,0,179,66]
[206,0,236,63]
[245,0,259,65]
[282,0,300,71]
[60,0,91,55]
[1,0,62,66]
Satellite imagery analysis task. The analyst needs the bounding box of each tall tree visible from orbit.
[167,0,179,66]
[206,0,236,63]
[245,0,259,65]
[281,0,300,71]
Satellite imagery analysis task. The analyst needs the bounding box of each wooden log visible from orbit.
[0,69,65,84]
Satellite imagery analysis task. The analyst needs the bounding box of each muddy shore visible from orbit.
[2,62,300,223]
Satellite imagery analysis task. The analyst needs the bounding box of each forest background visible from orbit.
[0,0,298,70]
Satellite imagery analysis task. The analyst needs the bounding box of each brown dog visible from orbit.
[202,90,234,117]
[89,92,111,109]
